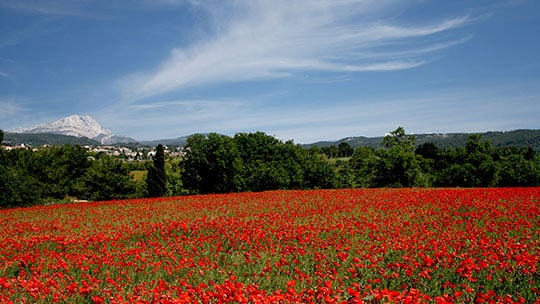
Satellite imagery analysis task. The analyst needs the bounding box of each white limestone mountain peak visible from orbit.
[14,115,135,144]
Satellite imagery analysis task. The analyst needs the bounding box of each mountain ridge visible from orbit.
[4,128,540,152]
[306,129,540,151]
[3,132,100,147]
[4,115,539,150]
[11,115,136,145]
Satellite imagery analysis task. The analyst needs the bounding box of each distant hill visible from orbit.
[3,132,100,146]
[2,133,194,148]
[139,136,191,147]
[305,129,540,151]
[3,129,540,151]
[11,115,137,145]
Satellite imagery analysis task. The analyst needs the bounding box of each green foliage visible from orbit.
[235,132,280,191]
[0,164,43,208]
[3,132,99,146]
[182,133,243,194]
[382,127,415,150]
[147,144,167,197]
[498,154,540,186]
[2,128,540,209]
[415,142,440,161]
[430,135,502,187]
[79,155,136,201]
[166,157,186,196]
[334,159,355,188]
[0,145,137,207]
[1,145,92,200]
[349,147,377,187]
[373,127,421,187]
[465,135,499,186]
[234,133,306,191]
[0,129,3,144]
[181,132,334,194]
[311,129,540,152]
[337,142,354,158]
[303,152,337,189]
[321,145,339,158]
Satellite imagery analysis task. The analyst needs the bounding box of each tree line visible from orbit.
[1,127,539,208]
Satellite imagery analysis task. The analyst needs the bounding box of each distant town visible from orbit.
[0,143,186,161]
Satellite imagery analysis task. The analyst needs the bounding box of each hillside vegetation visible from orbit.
[5,129,540,151]
[308,129,540,151]
[3,132,100,146]
[1,127,540,208]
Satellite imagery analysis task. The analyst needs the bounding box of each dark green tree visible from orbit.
[275,140,306,189]
[321,145,339,159]
[234,132,307,191]
[27,145,91,199]
[147,144,167,197]
[337,142,354,158]
[0,129,3,144]
[414,142,440,186]
[349,146,377,187]
[415,142,440,161]
[79,155,136,201]
[382,127,415,150]
[524,147,535,161]
[166,157,186,196]
[235,132,279,191]
[435,147,465,186]
[0,160,43,208]
[334,159,355,188]
[465,134,499,186]
[374,127,424,187]
[303,152,337,189]
[498,154,540,186]
[182,134,242,194]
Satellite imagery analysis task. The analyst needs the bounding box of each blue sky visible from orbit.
[1,0,539,143]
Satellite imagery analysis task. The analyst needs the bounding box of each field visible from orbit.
[0,188,539,303]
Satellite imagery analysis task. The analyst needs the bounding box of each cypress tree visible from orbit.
[147,144,166,197]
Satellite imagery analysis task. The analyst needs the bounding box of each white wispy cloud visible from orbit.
[103,79,540,143]
[120,0,472,103]
[129,98,246,112]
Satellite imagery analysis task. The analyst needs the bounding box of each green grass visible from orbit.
[129,170,147,182]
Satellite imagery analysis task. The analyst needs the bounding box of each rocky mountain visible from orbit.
[12,115,136,145]
[7,116,540,150]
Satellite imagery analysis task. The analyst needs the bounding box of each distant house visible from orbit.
[1,144,27,151]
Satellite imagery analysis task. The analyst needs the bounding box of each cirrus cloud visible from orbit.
[121,0,472,103]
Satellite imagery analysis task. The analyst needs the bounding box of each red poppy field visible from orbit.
[0,188,539,303]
